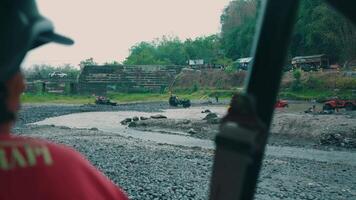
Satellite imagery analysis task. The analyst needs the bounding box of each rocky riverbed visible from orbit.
[13,102,356,200]
[124,105,356,149]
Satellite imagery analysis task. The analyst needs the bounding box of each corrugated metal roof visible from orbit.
[235,57,253,63]
[292,54,326,60]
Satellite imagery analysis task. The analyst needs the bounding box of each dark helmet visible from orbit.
[0,0,74,82]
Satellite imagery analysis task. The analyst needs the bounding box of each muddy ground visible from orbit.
[13,101,356,200]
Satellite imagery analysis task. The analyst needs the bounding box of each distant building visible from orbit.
[233,57,253,70]
[188,59,204,66]
[291,54,329,71]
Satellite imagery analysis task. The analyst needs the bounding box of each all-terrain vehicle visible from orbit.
[95,96,117,106]
[323,99,356,111]
[275,99,288,108]
[169,95,191,108]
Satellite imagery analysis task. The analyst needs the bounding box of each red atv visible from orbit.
[275,100,288,108]
[323,99,356,111]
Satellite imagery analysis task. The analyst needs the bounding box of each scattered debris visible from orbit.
[319,110,334,115]
[181,119,191,124]
[320,133,355,148]
[305,105,316,113]
[202,100,213,105]
[59,126,71,130]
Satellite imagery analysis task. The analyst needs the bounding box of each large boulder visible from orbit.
[140,116,149,120]
[132,116,139,121]
[188,128,197,135]
[128,121,137,127]
[207,118,220,124]
[181,119,191,124]
[151,114,167,119]
[201,109,211,113]
[120,118,132,125]
[203,112,218,120]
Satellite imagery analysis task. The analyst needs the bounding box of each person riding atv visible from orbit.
[169,95,191,108]
[95,95,118,106]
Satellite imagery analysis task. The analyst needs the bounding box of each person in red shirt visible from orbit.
[0,0,128,199]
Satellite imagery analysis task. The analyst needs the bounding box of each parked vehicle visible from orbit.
[275,100,288,108]
[323,99,356,111]
[49,71,68,78]
[291,54,329,71]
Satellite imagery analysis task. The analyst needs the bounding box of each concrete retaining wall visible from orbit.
[78,65,183,94]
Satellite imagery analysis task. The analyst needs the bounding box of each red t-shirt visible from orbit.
[0,134,129,200]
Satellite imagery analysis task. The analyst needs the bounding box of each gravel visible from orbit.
[12,103,356,200]
[16,102,170,127]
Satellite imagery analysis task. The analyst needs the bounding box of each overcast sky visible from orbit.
[23,0,231,68]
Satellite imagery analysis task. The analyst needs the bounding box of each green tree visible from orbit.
[155,36,186,65]
[104,60,121,65]
[79,57,97,69]
[124,42,164,65]
[291,69,302,91]
[124,35,225,65]
[220,0,258,60]
[289,0,356,63]
[220,0,356,64]
[184,35,222,64]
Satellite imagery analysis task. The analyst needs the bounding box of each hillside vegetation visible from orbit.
[124,0,356,66]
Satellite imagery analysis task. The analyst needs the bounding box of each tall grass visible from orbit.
[21,88,242,104]
[279,89,354,102]
[21,93,93,104]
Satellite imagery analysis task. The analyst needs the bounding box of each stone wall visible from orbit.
[78,65,183,94]
[25,80,77,94]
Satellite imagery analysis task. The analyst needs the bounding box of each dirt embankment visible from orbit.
[173,69,355,92]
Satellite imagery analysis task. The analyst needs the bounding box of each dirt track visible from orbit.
[14,102,356,200]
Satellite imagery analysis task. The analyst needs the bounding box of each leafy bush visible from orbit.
[335,77,356,89]
[303,76,324,89]
[224,65,236,74]
[291,69,303,91]
[191,83,199,92]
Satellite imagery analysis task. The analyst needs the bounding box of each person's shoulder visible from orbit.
[36,138,89,165]
[6,135,86,165]
[8,136,129,199]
